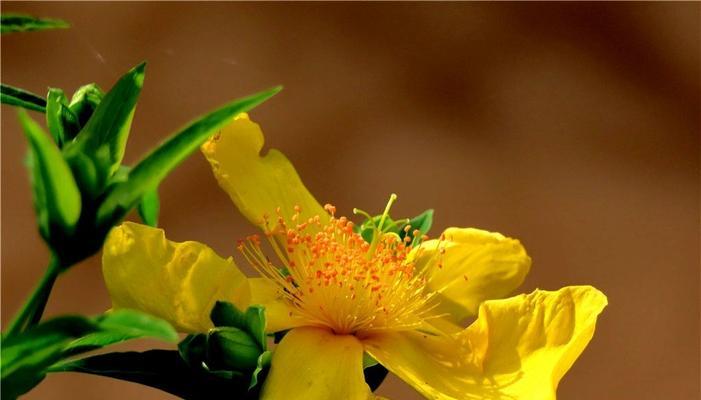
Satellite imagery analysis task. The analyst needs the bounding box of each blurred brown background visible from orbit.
[1,2,699,399]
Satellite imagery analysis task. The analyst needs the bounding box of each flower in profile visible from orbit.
[102,114,607,399]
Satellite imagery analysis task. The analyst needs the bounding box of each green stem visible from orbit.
[5,255,61,336]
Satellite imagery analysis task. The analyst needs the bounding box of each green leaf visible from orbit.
[1,84,46,112]
[210,302,267,350]
[96,310,178,342]
[63,151,100,198]
[206,327,261,371]
[97,86,281,228]
[50,350,253,399]
[1,13,69,34]
[249,351,272,390]
[1,311,177,399]
[137,186,160,227]
[210,301,246,329]
[68,83,103,132]
[45,88,79,147]
[1,316,96,399]
[62,332,139,357]
[177,334,207,368]
[18,110,81,236]
[64,63,145,186]
[242,306,266,350]
[63,310,178,356]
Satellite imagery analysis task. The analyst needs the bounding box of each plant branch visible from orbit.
[5,255,61,336]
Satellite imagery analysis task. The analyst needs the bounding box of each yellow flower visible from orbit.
[102,114,607,400]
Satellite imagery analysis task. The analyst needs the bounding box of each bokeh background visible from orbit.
[1,2,699,399]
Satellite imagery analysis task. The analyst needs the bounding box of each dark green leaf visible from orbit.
[206,327,261,371]
[210,302,267,350]
[97,86,281,228]
[137,186,160,227]
[210,301,246,329]
[64,63,145,186]
[51,350,254,400]
[63,151,100,198]
[18,110,81,236]
[1,84,46,112]
[272,330,288,344]
[1,13,68,34]
[363,363,389,392]
[178,334,207,368]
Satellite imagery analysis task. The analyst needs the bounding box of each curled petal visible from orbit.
[102,222,250,332]
[364,286,608,400]
[413,227,531,324]
[201,114,328,230]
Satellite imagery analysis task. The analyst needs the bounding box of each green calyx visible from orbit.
[353,194,435,247]
[178,302,271,391]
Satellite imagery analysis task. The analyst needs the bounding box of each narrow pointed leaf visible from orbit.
[1,13,69,34]
[1,84,46,112]
[18,110,81,234]
[137,186,160,227]
[1,311,177,399]
[96,309,178,342]
[50,350,252,399]
[1,317,96,399]
[64,62,145,184]
[97,86,281,227]
[64,310,178,356]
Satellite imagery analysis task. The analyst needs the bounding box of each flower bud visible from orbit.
[206,327,261,371]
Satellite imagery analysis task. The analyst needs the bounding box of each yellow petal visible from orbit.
[249,277,307,333]
[102,222,250,333]
[261,327,371,400]
[201,114,328,229]
[364,286,607,400]
[414,227,531,324]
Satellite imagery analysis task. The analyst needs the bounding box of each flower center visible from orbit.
[238,197,437,335]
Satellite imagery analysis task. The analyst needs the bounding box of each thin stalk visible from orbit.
[5,255,61,336]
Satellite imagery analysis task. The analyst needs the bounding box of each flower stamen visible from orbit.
[238,200,439,336]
